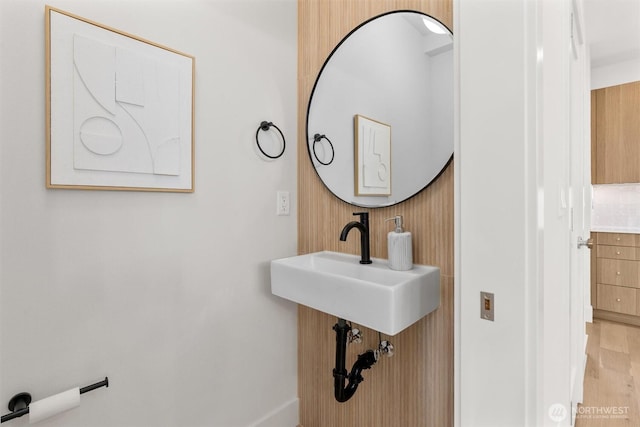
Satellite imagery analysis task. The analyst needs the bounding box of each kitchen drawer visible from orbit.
[596,258,640,288]
[597,283,638,315]
[597,233,638,247]
[597,245,639,260]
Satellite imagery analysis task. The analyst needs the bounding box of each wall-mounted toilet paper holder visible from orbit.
[0,377,108,423]
[6,393,30,415]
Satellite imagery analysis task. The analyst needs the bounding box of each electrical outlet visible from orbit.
[277,191,290,216]
[481,292,494,321]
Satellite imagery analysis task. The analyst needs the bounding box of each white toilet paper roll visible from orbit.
[29,387,80,424]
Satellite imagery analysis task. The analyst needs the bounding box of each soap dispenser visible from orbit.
[385,215,413,271]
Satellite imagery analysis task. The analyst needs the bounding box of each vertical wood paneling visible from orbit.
[298,1,453,426]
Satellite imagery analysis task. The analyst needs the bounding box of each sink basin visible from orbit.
[270,251,440,336]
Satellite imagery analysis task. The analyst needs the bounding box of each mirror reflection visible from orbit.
[306,11,453,208]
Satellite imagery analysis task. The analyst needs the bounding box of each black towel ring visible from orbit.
[256,121,286,159]
[312,134,335,166]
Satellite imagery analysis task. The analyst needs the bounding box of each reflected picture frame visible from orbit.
[354,114,391,197]
[45,6,195,192]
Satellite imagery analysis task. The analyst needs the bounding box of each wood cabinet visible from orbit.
[597,284,637,315]
[593,232,640,326]
[593,81,640,184]
[591,81,640,324]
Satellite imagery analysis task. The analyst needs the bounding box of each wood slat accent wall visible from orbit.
[297,1,453,426]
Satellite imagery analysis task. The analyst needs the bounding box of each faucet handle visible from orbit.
[353,212,369,223]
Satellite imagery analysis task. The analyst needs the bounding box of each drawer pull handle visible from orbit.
[616,251,621,255]
[617,237,621,241]
[616,298,621,302]
[617,272,621,275]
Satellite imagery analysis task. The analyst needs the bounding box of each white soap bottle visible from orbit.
[385,215,413,271]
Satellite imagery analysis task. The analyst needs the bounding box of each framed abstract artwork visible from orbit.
[354,114,391,197]
[45,6,195,192]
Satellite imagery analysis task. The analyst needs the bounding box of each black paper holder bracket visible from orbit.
[1,377,109,423]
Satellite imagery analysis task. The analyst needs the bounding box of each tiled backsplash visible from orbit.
[592,184,640,233]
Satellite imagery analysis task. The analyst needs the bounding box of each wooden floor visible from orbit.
[576,319,640,426]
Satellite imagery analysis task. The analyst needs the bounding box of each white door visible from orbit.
[568,2,592,423]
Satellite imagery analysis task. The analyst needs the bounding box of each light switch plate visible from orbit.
[481,292,494,321]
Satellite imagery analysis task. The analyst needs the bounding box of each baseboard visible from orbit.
[584,304,593,323]
[251,397,299,427]
[594,309,640,327]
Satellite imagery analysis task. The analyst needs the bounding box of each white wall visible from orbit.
[591,57,640,89]
[456,1,535,424]
[0,1,299,426]
[456,0,586,425]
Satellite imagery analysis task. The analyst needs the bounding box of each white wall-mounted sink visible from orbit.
[270,251,440,336]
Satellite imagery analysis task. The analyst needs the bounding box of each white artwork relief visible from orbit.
[355,115,391,196]
[47,7,193,191]
[73,34,181,176]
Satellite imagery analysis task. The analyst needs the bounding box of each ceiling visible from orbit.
[583,0,640,68]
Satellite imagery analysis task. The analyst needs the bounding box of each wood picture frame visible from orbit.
[354,114,391,196]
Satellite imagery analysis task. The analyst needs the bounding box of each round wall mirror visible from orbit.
[306,11,453,208]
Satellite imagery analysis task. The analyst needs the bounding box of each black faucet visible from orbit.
[339,212,372,264]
